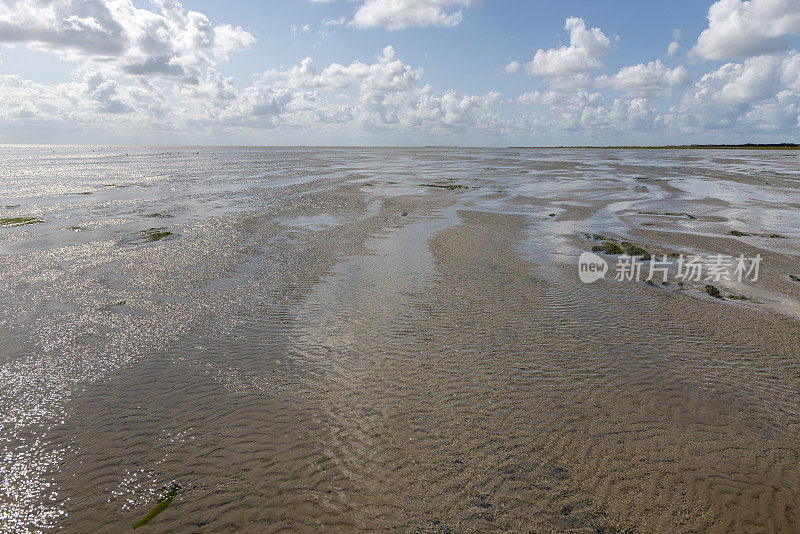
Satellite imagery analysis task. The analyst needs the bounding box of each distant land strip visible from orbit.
[509,143,800,150]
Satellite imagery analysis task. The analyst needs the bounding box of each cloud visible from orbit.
[0,69,167,124]
[307,0,474,30]
[676,51,800,130]
[0,45,506,139]
[667,28,681,56]
[596,60,690,96]
[259,46,423,93]
[524,17,614,89]
[323,17,347,26]
[291,23,311,36]
[0,0,255,82]
[513,90,663,134]
[349,0,474,30]
[504,60,520,74]
[691,0,800,60]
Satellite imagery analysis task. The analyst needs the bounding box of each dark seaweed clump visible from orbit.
[704,284,722,298]
[591,239,651,259]
[133,483,181,529]
[790,275,800,282]
[592,241,624,255]
[639,211,697,220]
[145,213,174,219]
[140,228,172,242]
[620,242,650,259]
[731,230,786,239]
[421,183,467,190]
[0,216,43,228]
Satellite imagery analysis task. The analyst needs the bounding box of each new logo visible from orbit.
[578,251,608,283]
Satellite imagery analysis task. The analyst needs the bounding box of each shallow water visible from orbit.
[1,146,800,532]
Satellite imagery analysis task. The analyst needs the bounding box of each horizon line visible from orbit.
[1,143,798,150]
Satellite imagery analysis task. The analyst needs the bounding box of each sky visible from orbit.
[0,0,799,145]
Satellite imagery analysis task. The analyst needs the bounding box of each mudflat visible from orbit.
[1,146,799,532]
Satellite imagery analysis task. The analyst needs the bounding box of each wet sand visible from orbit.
[1,147,799,532]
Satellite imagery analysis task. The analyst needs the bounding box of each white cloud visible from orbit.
[696,54,786,104]
[350,0,474,30]
[676,51,800,130]
[667,41,680,56]
[323,17,347,26]
[0,45,507,140]
[0,70,167,124]
[524,17,614,89]
[260,46,423,93]
[307,0,474,29]
[596,60,690,96]
[504,60,520,74]
[291,23,311,36]
[692,0,800,60]
[0,0,255,82]
[513,90,663,134]
[667,28,681,57]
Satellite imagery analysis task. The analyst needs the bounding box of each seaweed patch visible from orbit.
[421,183,467,190]
[139,228,173,242]
[0,216,43,228]
[704,285,722,299]
[132,483,181,529]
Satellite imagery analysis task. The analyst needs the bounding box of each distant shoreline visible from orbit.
[2,143,798,150]
[509,143,800,150]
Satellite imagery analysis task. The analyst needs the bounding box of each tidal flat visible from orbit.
[1,146,799,532]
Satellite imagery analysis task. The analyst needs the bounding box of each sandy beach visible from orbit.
[1,146,799,532]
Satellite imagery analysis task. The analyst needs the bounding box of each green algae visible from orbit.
[139,228,172,242]
[592,241,624,255]
[639,211,697,220]
[145,213,174,219]
[421,183,467,190]
[132,483,181,529]
[731,230,786,239]
[0,216,43,228]
[620,242,651,259]
[587,234,651,259]
[789,275,800,282]
[704,285,722,299]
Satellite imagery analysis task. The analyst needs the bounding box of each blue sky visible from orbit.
[1,0,799,145]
